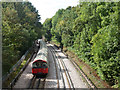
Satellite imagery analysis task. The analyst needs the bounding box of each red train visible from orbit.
[32,39,48,76]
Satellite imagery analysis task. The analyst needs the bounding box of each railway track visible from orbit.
[52,44,97,89]
[49,48,61,88]
[36,78,41,89]
[69,57,96,88]
[49,46,75,89]
[39,78,46,88]
[28,76,46,89]
[28,75,36,88]
[59,54,75,89]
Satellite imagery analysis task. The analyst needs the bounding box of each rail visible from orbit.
[28,77,46,89]
[53,44,97,88]
[49,48,60,88]
[28,75,36,89]
[61,49,97,88]
[51,46,75,89]
[49,45,75,89]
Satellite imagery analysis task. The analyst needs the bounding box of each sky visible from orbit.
[28,0,79,23]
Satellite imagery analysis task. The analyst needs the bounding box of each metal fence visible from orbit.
[2,47,32,83]
[10,51,35,88]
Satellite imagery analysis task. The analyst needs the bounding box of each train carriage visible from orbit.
[32,39,48,76]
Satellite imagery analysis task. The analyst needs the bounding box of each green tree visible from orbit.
[43,18,52,41]
[2,2,43,75]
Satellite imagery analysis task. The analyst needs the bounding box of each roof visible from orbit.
[33,39,48,63]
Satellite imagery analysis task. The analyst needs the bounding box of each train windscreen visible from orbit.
[32,61,48,68]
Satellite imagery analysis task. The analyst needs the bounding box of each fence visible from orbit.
[2,47,32,83]
[10,51,35,88]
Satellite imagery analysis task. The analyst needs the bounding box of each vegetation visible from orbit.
[2,49,33,88]
[2,1,120,88]
[2,2,43,75]
[43,2,120,88]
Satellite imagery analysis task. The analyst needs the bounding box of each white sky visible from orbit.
[28,0,79,23]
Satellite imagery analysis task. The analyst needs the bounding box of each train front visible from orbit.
[32,59,48,76]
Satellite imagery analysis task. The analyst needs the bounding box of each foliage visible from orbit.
[43,18,52,41]
[2,2,43,75]
[44,2,120,87]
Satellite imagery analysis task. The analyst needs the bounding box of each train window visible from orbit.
[36,62,41,67]
[42,63,47,68]
[33,61,42,68]
[33,61,47,68]
[33,63,37,68]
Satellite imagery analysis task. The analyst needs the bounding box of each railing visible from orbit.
[10,51,35,88]
[2,47,33,83]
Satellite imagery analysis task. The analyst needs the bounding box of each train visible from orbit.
[32,39,49,76]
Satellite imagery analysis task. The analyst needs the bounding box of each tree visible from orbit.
[2,2,43,75]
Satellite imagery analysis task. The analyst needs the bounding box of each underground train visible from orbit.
[32,39,48,76]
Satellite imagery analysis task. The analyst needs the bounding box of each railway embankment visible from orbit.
[52,43,111,88]
[2,47,35,88]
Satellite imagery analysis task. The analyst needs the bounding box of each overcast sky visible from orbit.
[28,0,79,23]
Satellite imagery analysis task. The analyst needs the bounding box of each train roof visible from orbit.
[33,55,47,63]
[33,39,48,63]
